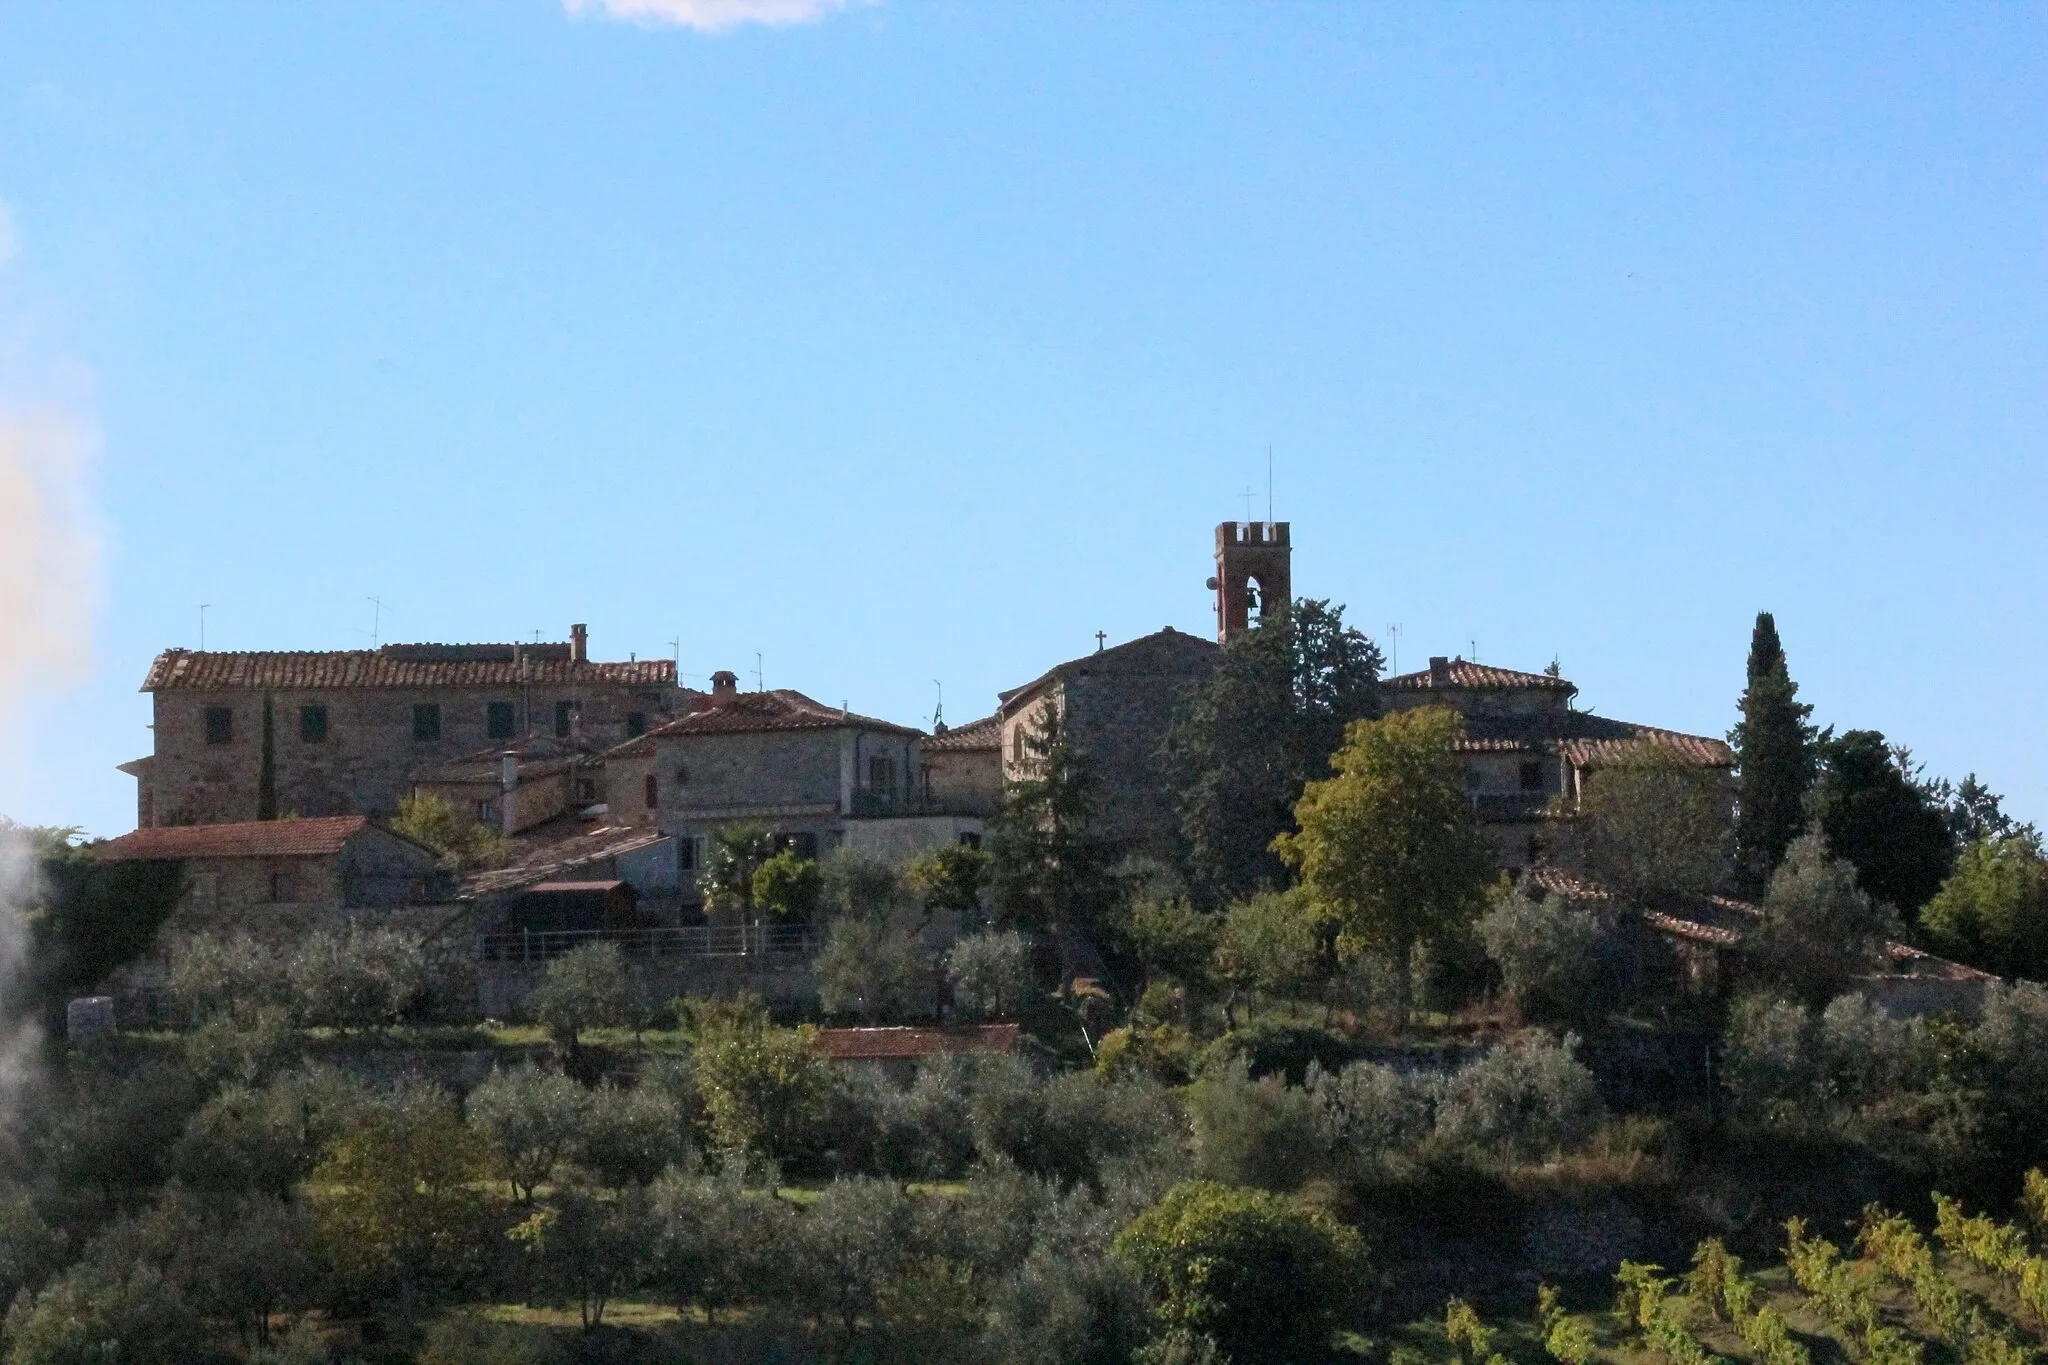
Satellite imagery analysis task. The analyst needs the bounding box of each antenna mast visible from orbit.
[198,604,210,652]
[1267,445,1273,525]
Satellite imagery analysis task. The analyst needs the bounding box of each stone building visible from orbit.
[1385,655,1734,869]
[92,814,449,921]
[408,736,604,837]
[127,625,684,827]
[997,627,1220,858]
[921,714,1003,820]
[606,670,982,904]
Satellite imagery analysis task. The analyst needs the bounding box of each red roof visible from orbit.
[1560,724,1734,770]
[142,647,675,692]
[1386,659,1576,693]
[96,815,377,861]
[926,713,1003,752]
[811,1023,1021,1061]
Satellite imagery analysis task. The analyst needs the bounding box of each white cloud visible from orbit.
[564,0,861,32]
[0,412,99,740]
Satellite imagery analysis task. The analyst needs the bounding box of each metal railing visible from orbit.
[481,923,817,965]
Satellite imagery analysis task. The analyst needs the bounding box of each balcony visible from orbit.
[1470,793,1553,822]
[847,787,946,818]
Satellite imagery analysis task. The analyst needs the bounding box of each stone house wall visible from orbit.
[149,680,674,825]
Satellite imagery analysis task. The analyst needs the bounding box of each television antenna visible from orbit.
[932,680,944,730]
[753,652,764,692]
[1387,623,1401,675]
[198,604,211,652]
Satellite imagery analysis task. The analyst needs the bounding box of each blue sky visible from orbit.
[0,1,2042,837]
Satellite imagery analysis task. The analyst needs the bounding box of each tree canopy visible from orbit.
[1161,599,1383,906]
[987,702,1116,943]
[1920,836,2048,982]
[1730,611,1817,892]
[1810,729,1956,918]
[1273,706,1497,1022]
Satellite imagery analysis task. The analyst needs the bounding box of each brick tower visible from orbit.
[1208,521,1291,644]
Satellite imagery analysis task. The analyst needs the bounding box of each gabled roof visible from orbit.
[142,646,675,692]
[1559,722,1734,770]
[926,713,1003,752]
[810,1023,1021,1061]
[95,815,396,861]
[1385,659,1576,693]
[998,627,1220,712]
[606,689,921,756]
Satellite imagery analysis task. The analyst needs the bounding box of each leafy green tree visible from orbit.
[1128,895,1221,998]
[699,823,779,917]
[466,1063,591,1202]
[0,1184,62,1317]
[1747,831,1903,1005]
[648,1164,797,1326]
[1811,731,1955,918]
[1113,1180,1363,1365]
[1211,888,1328,1019]
[3,1260,203,1365]
[1730,612,1818,892]
[1162,600,1384,906]
[906,842,989,916]
[391,791,504,869]
[1572,745,1732,897]
[688,1006,830,1161]
[988,703,1117,942]
[1925,773,2038,846]
[1184,1061,1322,1192]
[1921,836,2048,981]
[123,1186,320,1349]
[1273,707,1497,1022]
[173,1066,378,1199]
[816,917,926,1022]
[946,930,1035,1020]
[784,1177,920,1358]
[312,1102,489,1327]
[820,846,904,918]
[753,848,823,921]
[509,1182,656,1330]
[1476,885,1615,1026]
[167,930,289,1028]
[528,941,633,1054]
[575,1080,691,1188]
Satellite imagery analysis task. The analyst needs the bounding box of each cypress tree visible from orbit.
[257,691,279,820]
[1729,612,1815,893]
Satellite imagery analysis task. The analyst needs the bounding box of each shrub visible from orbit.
[2,1260,203,1365]
[1113,1180,1363,1365]
[752,849,823,921]
[288,925,428,1031]
[690,1010,830,1161]
[948,930,1035,1020]
[1206,1021,1361,1086]
[416,1316,566,1365]
[967,1056,1178,1189]
[1185,1060,1322,1192]
[1747,832,1902,1006]
[1307,1058,1432,1164]
[1434,1032,1604,1159]
[1477,885,1614,1025]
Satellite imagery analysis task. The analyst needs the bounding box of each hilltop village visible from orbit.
[9,520,2042,1365]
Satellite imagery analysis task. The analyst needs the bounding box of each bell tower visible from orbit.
[1207,521,1291,644]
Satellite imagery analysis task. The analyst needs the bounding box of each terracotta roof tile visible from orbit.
[96,815,375,861]
[142,647,675,692]
[1386,660,1575,692]
[464,824,672,897]
[926,713,1003,752]
[1559,724,1734,769]
[811,1024,1021,1061]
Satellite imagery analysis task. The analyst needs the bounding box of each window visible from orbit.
[413,703,442,742]
[679,836,702,873]
[575,778,597,804]
[270,869,296,902]
[958,831,982,850]
[204,706,233,745]
[1519,760,1545,792]
[478,799,495,823]
[299,704,328,744]
[783,832,819,860]
[626,711,647,738]
[554,700,577,738]
[487,701,516,740]
[868,755,895,791]
[1012,728,1025,762]
[644,774,658,808]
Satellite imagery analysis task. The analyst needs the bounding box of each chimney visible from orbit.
[711,670,739,703]
[1429,656,1451,687]
[570,624,588,663]
[499,751,519,836]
